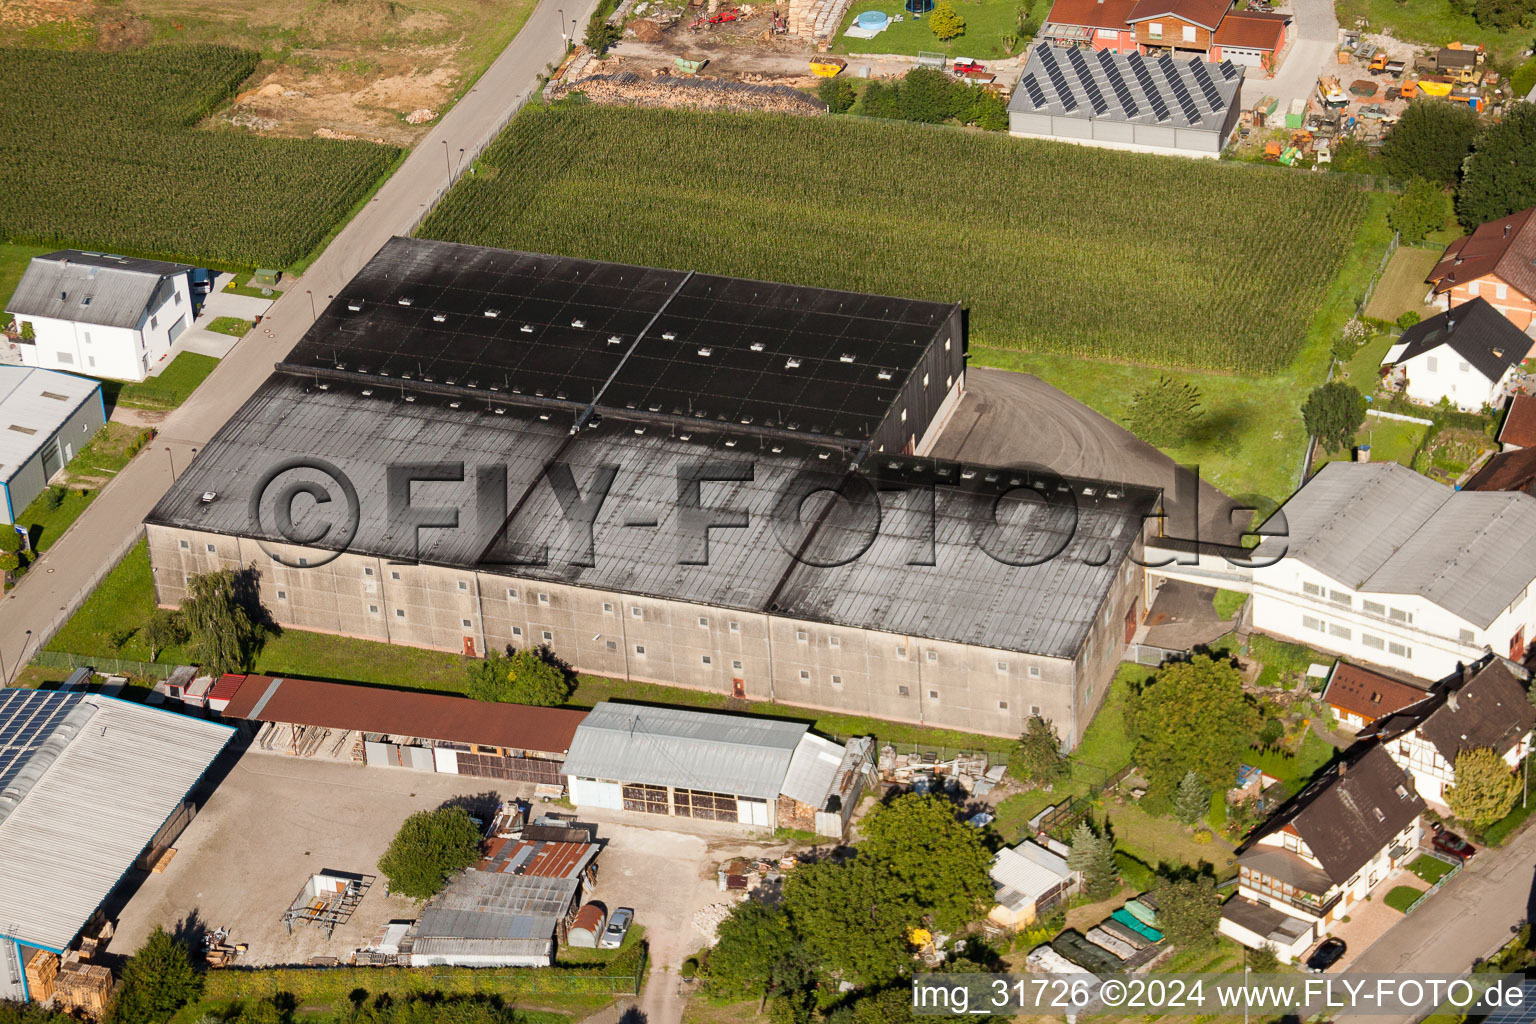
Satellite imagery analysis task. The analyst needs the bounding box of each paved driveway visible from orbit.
[1243,0,1338,110]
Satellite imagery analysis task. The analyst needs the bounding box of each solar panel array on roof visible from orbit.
[0,690,83,794]
[1158,54,1201,123]
[1067,47,1110,115]
[1189,59,1225,110]
[1022,72,1047,108]
[1038,46,1079,112]
[1219,58,1240,80]
[1128,54,1171,121]
[1097,48,1139,117]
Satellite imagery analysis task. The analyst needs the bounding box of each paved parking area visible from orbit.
[1316,867,1426,972]
[109,748,532,965]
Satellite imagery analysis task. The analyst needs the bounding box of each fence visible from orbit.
[1367,408,1434,426]
[1125,643,1187,667]
[22,523,146,666]
[1402,850,1463,915]
[1357,229,1401,317]
[32,650,178,679]
[406,86,534,236]
[1036,763,1136,840]
[202,955,648,1002]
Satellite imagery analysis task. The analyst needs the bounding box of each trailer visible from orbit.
[810,56,846,76]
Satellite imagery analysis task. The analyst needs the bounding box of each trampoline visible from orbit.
[905,0,933,13]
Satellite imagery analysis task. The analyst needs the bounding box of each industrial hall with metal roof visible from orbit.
[145,237,1162,744]
[0,689,233,1002]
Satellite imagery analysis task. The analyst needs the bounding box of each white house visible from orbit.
[6,251,194,382]
[1250,461,1536,680]
[1382,298,1526,412]
[1219,744,1425,963]
[1360,654,1535,810]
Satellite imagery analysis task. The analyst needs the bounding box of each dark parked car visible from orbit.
[600,907,633,950]
[1432,826,1476,862]
[1306,938,1347,973]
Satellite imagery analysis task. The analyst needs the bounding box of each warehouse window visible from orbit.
[461,618,472,628]
[205,543,216,553]
[395,609,405,618]
[277,590,287,601]
[896,646,907,659]
[606,640,617,651]
[732,660,743,670]
[999,701,1009,711]
[178,539,189,550]
[1390,608,1411,623]
[698,616,709,627]
[1363,634,1384,650]
[1302,615,1322,631]
[369,604,379,614]
[543,630,554,642]
[673,788,737,822]
[365,567,375,577]
[829,636,840,648]
[799,670,810,680]
[634,644,646,656]
[458,580,468,591]
[297,556,309,567]
[1329,590,1351,607]
[701,655,712,666]
[603,602,613,613]
[632,606,642,618]
[997,661,1008,673]
[831,674,843,685]
[1302,582,1320,596]
[729,620,740,633]
[1031,705,1041,716]
[512,626,523,637]
[926,651,938,663]
[928,689,939,700]
[1029,665,1041,678]
[507,588,518,600]
[797,630,808,642]
[898,685,910,696]
[538,593,549,605]
[1329,623,1351,640]
[1363,599,1384,616]
[391,571,401,580]
[622,783,669,815]
[1389,641,1412,658]
[1459,628,1475,643]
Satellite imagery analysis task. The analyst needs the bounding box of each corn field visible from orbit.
[419,105,1368,373]
[0,46,401,269]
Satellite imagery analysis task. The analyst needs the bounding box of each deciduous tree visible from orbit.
[180,568,263,675]
[377,806,483,900]
[1389,178,1452,244]
[1013,715,1068,784]
[929,1,965,39]
[819,76,857,114]
[1130,654,1259,796]
[105,927,203,1024]
[1457,104,1536,228]
[702,902,809,1003]
[1153,876,1222,951]
[1379,101,1481,185]
[858,793,994,932]
[145,608,188,663]
[1126,375,1201,447]
[1446,747,1521,825]
[465,644,573,706]
[783,856,911,985]
[1301,381,1366,454]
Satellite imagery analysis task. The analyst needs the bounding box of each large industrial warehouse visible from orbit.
[0,689,232,1002]
[145,237,1159,743]
[1007,45,1243,157]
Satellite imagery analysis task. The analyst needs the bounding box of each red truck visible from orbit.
[952,57,986,75]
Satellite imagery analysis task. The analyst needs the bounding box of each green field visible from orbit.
[1335,0,1532,63]
[107,352,221,410]
[833,0,1040,59]
[1313,413,1430,471]
[0,242,48,309]
[205,316,251,337]
[0,46,401,269]
[419,105,1367,375]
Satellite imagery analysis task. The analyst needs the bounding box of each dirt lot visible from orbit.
[0,0,536,143]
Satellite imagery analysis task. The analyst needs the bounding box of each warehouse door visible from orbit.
[41,441,63,482]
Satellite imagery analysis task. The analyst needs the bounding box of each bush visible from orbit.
[680,957,699,979]
[1192,829,1213,844]
[105,927,203,1024]
[1114,851,1159,891]
[43,486,65,511]
[1397,310,1421,329]
[818,77,856,114]
[377,806,484,900]
[930,0,965,39]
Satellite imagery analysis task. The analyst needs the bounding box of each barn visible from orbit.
[1008,45,1243,157]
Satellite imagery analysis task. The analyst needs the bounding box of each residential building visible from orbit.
[1382,299,1527,411]
[1039,0,1287,66]
[409,826,600,967]
[1322,662,1428,731]
[1360,654,1535,810]
[0,366,103,524]
[560,701,870,831]
[1008,46,1243,157]
[1250,461,1536,680]
[1427,208,1536,331]
[1462,446,1536,497]
[0,689,233,1001]
[6,251,194,382]
[987,840,1077,929]
[1500,393,1536,450]
[220,674,586,781]
[1219,745,1425,963]
[146,238,1159,743]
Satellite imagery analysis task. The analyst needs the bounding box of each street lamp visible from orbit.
[442,140,452,182]
[165,446,176,479]
[7,630,32,686]
[559,7,567,49]
[306,289,317,320]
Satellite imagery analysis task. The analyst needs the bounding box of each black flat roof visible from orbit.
[282,238,958,444]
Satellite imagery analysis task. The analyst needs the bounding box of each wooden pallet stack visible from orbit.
[24,950,59,1003]
[54,960,113,1018]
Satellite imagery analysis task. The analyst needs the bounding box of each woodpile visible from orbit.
[553,72,826,115]
[24,951,58,1003]
[54,961,113,1018]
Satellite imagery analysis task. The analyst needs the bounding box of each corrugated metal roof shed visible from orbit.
[0,693,232,951]
[991,841,1072,909]
[7,251,189,330]
[1008,47,1240,131]
[562,701,806,798]
[0,367,100,481]
[780,733,845,808]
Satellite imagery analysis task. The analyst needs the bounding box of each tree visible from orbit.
[105,926,203,1024]
[377,805,483,900]
[1457,104,1536,228]
[1067,821,1118,899]
[1174,770,1210,826]
[1151,876,1221,951]
[783,855,911,985]
[1013,715,1068,784]
[899,67,958,123]
[180,568,262,675]
[1446,747,1521,825]
[1379,100,1481,186]
[857,793,994,932]
[465,644,573,706]
[819,76,857,114]
[145,608,188,662]
[1246,942,1280,972]
[1474,0,1536,29]
[1130,654,1259,796]
[1389,178,1452,244]
[1301,381,1366,455]
[1126,375,1201,447]
[702,902,809,1004]
[859,79,902,118]
[929,0,965,39]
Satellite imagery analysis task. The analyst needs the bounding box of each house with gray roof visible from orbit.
[1382,298,1529,411]
[1250,461,1536,680]
[1220,744,1424,963]
[1007,45,1242,157]
[7,250,193,382]
[0,367,103,525]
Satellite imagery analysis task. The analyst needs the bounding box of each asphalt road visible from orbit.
[1333,818,1536,1024]
[0,0,600,677]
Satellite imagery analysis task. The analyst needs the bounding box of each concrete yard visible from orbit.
[109,748,533,965]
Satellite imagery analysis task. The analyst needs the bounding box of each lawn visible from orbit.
[221,272,283,299]
[972,191,1395,506]
[1363,244,1443,323]
[833,0,1031,60]
[1094,801,1237,880]
[1213,589,1247,622]
[1211,632,1334,690]
[0,242,47,308]
[11,422,152,554]
[420,105,1367,377]
[1312,413,1430,471]
[205,316,251,337]
[1339,331,1396,391]
[107,352,220,410]
[1406,854,1454,885]
[1385,884,1423,913]
[1335,0,1532,63]
[1480,782,1535,846]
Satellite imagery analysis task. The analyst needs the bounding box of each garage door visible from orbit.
[167,314,188,343]
[1221,46,1263,66]
[41,440,63,482]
